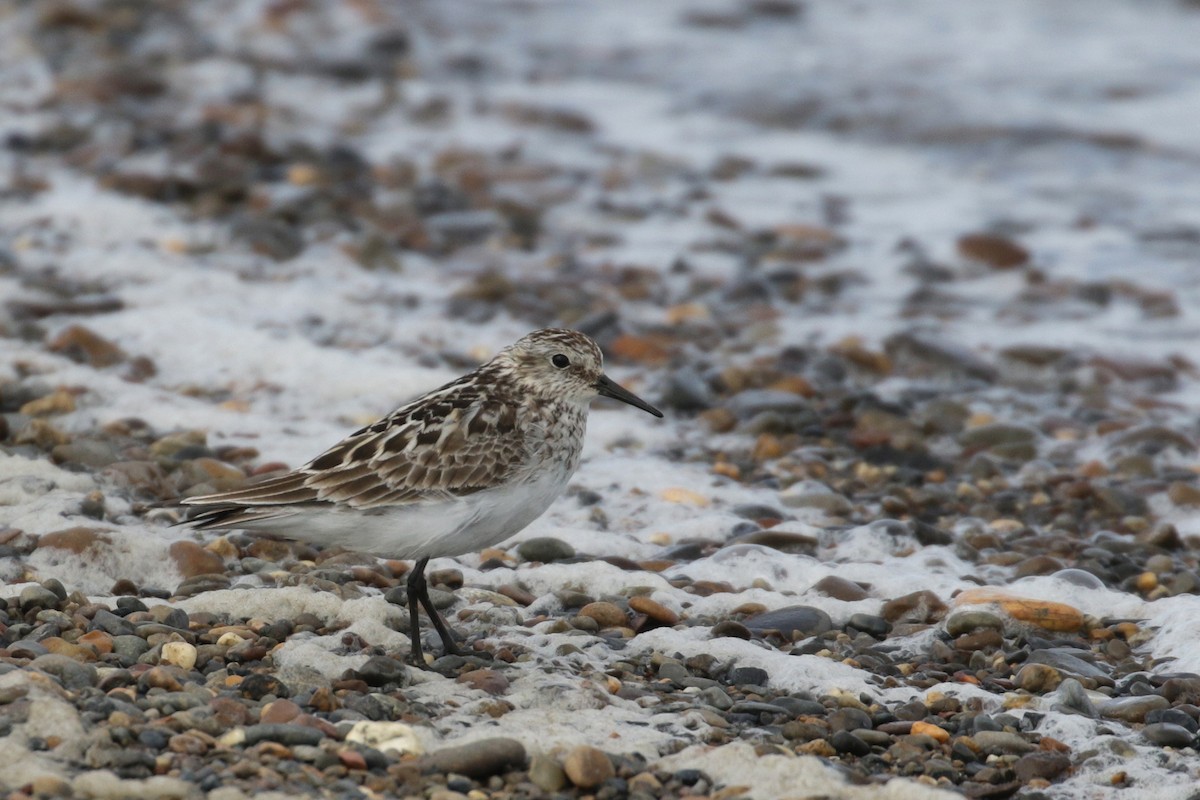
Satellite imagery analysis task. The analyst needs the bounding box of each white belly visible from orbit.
[239,468,573,560]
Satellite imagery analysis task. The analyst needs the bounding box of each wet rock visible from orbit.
[779,485,853,515]
[30,653,98,690]
[350,656,409,687]
[91,609,135,636]
[517,537,575,562]
[240,673,291,700]
[728,666,770,687]
[529,753,568,792]
[711,620,752,639]
[1027,650,1109,683]
[1142,723,1196,748]
[169,540,226,578]
[1014,663,1063,693]
[562,745,615,789]
[972,731,1035,755]
[578,601,626,628]
[457,668,509,695]
[420,737,526,778]
[846,614,889,637]
[945,610,1005,636]
[1101,695,1170,723]
[884,331,997,382]
[830,730,871,757]
[1013,751,1071,782]
[957,233,1030,269]
[240,724,325,747]
[812,575,869,601]
[48,324,127,367]
[743,605,832,638]
[629,595,679,625]
[19,584,62,610]
[881,590,947,624]
[728,530,818,555]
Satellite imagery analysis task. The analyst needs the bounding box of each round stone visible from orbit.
[160,641,197,671]
[562,745,614,789]
[578,602,626,628]
[516,537,575,562]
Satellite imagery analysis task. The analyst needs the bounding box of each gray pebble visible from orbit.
[19,585,60,610]
[1054,678,1098,718]
[1142,723,1196,748]
[744,605,832,637]
[1027,649,1111,682]
[945,610,1005,637]
[828,707,872,733]
[517,537,576,563]
[1100,695,1170,723]
[727,666,769,687]
[846,614,889,637]
[699,686,733,710]
[31,653,98,690]
[419,737,527,778]
[972,731,1035,754]
[242,724,326,747]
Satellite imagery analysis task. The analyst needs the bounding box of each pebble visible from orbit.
[419,738,526,778]
[562,745,615,788]
[578,601,627,628]
[811,575,869,601]
[345,721,423,756]
[971,731,1037,755]
[528,753,568,792]
[516,537,576,562]
[743,605,832,638]
[1142,722,1196,748]
[628,595,679,625]
[1100,695,1170,723]
[30,653,98,690]
[159,641,197,670]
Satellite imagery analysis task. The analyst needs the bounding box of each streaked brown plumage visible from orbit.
[181,328,662,663]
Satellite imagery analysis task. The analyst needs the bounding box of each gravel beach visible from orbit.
[3,2,1200,798]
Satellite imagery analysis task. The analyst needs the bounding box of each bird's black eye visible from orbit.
[551,354,570,369]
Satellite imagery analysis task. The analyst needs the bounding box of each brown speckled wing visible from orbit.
[299,394,526,508]
[183,369,529,521]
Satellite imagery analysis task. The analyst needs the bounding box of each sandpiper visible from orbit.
[182,328,663,664]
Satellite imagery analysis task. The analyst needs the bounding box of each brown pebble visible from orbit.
[957,233,1029,269]
[169,540,226,579]
[954,589,1084,632]
[36,527,111,554]
[711,620,752,639]
[42,638,98,662]
[628,596,679,625]
[812,575,869,602]
[210,696,251,727]
[78,630,114,655]
[497,584,536,606]
[20,389,78,417]
[457,668,509,695]
[578,602,626,628]
[169,733,209,755]
[562,745,614,789]
[140,667,182,692]
[881,590,948,624]
[48,324,127,366]
[308,686,341,712]
[338,749,368,770]
[261,698,303,724]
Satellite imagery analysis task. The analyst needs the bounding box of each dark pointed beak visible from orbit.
[595,374,663,417]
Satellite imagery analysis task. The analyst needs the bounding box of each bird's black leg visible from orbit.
[406,556,461,665]
[406,556,428,666]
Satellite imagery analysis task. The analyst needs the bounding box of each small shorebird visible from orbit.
[182,329,662,664]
